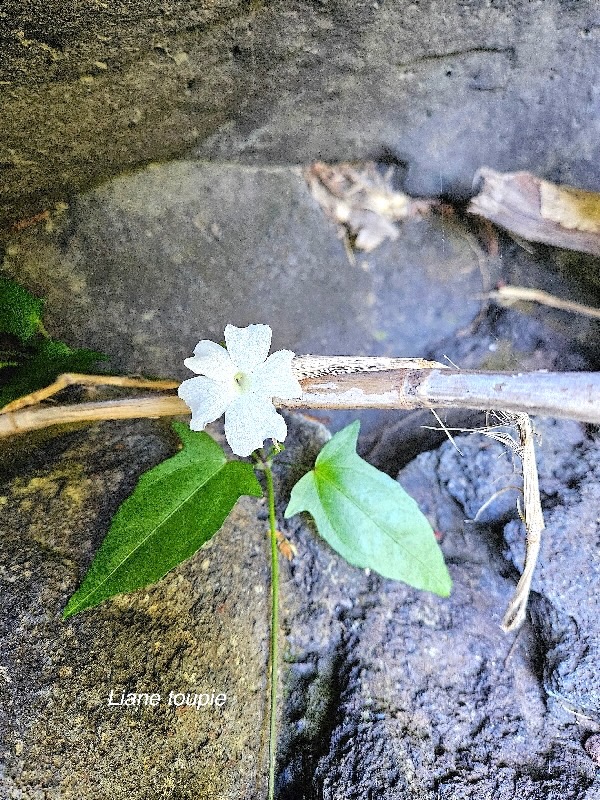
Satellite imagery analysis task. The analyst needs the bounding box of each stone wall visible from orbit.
[2,1,600,228]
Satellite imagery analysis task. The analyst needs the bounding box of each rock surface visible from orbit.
[2,1,600,227]
[0,419,275,799]
[2,0,600,791]
[1,410,599,798]
[0,162,484,376]
[0,159,486,443]
[413,416,600,727]
[278,415,600,798]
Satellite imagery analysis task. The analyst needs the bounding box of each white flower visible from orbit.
[178,324,303,457]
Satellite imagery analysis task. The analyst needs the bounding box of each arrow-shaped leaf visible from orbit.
[64,423,262,617]
[285,421,451,596]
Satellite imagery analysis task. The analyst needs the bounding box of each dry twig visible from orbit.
[500,413,545,631]
[431,411,545,631]
[1,359,599,438]
[475,412,545,632]
[487,285,600,320]
[1,373,179,413]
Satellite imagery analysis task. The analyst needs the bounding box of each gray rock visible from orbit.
[198,0,600,199]
[276,416,600,798]
[1,163,372,375]
[0,0,253,227]
[1,161,483,371]
[1,160,484,443]
[508,419,600,722]
[0,419,274,799]
[2,1,600,227]
[280,423,600,800]
[418,416,600,721]
[1,406,599,798]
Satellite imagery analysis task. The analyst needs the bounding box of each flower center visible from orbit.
[234,371,249,393]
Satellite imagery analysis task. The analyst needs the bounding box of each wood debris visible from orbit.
[0,372,179,414]
[433,410,545,632]
[275,530,297,561]
[468,168,600,256]
[305,161,437,252]
[2,361,600,438]
[487,284,600,320]
[10,210,51,232]
[475,412,545,632]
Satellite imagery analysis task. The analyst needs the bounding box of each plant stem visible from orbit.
[2,365,600,439]
[264,460,279,800]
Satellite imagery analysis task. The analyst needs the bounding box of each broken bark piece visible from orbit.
[468,168,600,256]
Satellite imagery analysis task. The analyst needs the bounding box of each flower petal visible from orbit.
[224,393,288,457]
[248,350,303,399]
[224,324,272,374]
[183,340,237,384]
[178,376,235,431]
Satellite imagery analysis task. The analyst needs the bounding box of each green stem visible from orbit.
[264,461,279,800]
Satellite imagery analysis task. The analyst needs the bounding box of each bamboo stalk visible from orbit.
[0,363,599,437]
[283,367,600,423]
[413,369,600,422]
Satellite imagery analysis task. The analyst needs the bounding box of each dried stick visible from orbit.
[1,373,179,413]
[286,359,600,424]
[466,412,544,631]
[1,359,599,437]
[0,396,187,437]
[496,413,545,632]
[488,285,600,320]
[427,411,545,631]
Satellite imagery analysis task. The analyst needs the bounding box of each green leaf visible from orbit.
[0,276,44,342]
[285,421,451,596]
[63,423,262,617]
[0,338,106,409]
